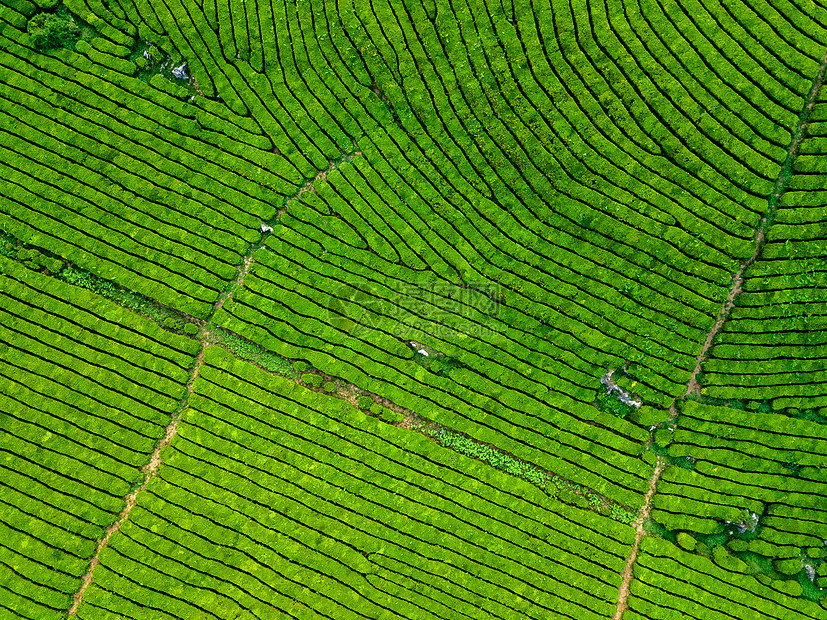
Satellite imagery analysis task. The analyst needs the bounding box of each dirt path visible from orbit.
[212,249,258,317]
[684,230,763,397]
[68,343,206,616]
[612,457,666,620]
[211,148,363,319]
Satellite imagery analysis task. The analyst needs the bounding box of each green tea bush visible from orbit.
[677,532,696,551]
[380,409,404,424]
[302,373,323,388]
[775,558,803,575]
[163,317,183,331]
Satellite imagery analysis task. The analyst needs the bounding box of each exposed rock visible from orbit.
[600,369,642,408]
[723,510,760,534]
[172,62,189,79]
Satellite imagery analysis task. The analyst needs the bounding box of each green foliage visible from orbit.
[429,427,549,490]
[677,532,696,551]
[631,405,670,427]
[301,373,323,388]
[643,518,676,543]
[369,402,382,415]
[16,248,62,273]
[380,409,404,424]
[60,266,155,314]
[653,428,672,447]
[775,557,803,576]
[712,545,748,573]
[220,333,294,377]
[183,323,199,336]
[27,6,83,50]
[293,361,312,373]
[57,265,199,336]
[727,538,749,553]
[0,231,18,259]
[163,317,184,331]
[791,407,827,425]
[608,504,636,525]
[425,424,642,527]
[596,393,634,418]
[668,455,695,470]
[781,459,802,477]
[322,380,336,393]
[757,400,773,414]
[357,395,374,410]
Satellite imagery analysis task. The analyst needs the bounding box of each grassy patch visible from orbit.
[220,332,296,377]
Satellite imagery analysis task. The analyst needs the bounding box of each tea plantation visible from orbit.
[0,0,826,617]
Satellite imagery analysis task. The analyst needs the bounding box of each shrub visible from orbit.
[712,545,747,572]
[46,257,63,273]
[322,381,336,393]
[610,505,637,525]
[183,323,199,336]
[163,316,183,331]
[1,231,17,258]
[369,403,382,415]
[357,396,374,410]
[380,409,404,424]
[293,360,311,372]
[727,539,748,553]
[59,266,94,289]
[221,333,293,376]
[596,393,634,418]
[653,428,672,447]
[775,557,802,575]
[28,7,81,50]
[302,373,322,388]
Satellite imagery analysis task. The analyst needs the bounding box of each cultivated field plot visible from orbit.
[75,348,634,620]
[0,256,199,618]
[1,0,827,618]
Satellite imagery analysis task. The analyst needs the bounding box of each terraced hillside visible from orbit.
[0,0,826,618]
